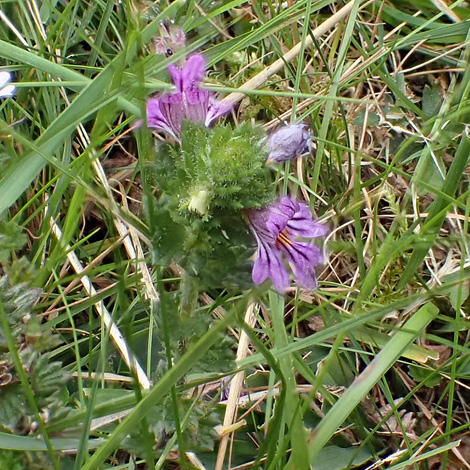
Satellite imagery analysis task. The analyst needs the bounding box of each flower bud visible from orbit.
[266,123,313,163]
[154,23,186,57]
[188,189,210,215]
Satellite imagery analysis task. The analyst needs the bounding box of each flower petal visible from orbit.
[283,242,323,290]
[279,200,330,239]
[277,197,298,217]
[266,213,289,238]
[0,84,15,98]
[183,89,210,122]
[247,196,328,292]
[252,238,289,291]
[0,72,11,88]
[180,54,206,92]
[205,98,232,126]
[146,96,178,137]
[167,64,182,91]
[159,93,185,137]
[167,55,206,92]
[287,215,329,238]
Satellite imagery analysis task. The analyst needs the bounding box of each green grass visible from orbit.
[1,0,470,469]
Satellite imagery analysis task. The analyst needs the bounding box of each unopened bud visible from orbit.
[188,189,210,215]
[266,123,313,163]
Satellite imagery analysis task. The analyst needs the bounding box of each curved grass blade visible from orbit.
[308,302,439,465]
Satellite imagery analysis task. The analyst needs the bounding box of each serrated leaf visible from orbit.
[149,203,187,266]
[352,109,380,127]
[0,221,27,264]
[0,384,26,431]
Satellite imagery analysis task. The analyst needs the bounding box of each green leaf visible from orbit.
[422,84,442,117]
[312,445,373,470]
[0,385,26,432]
[440,268,470,311]
[352,109,380,127]
[0,221,27,263]
[309,302,439,462]
[408,364,442,387]
[0,432,104,451]
[0,450,23,470]
[148,202,187,266]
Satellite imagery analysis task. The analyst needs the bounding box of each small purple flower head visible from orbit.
[0,72,15,98]
[146,54,230,139]
[266,123,313,163]
[154,24,186,57]
[219,375,247,402]
[246,196,329,292]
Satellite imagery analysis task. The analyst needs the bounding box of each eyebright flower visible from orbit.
[266,123,313,163]
[219,375,246,402]
[0,72,15,98]
[246,196,329,292]
[146,54,229,139]
[154,24,186,57]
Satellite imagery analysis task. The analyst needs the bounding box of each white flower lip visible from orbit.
[0,71,15,98]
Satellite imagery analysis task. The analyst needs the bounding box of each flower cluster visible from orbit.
[145,51,328,292]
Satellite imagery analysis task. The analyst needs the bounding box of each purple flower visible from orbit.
[0,72,15,98]
[219,375,247,402]
[154,24,186,57]
[266,124,313,163]
[246,197,328,292]
[146,54,229,139]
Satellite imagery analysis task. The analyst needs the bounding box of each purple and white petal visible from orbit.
[159,93,185,136]
[252,238,288,289]
[184,89,211,122]
[0,72,10,88]
[0,84,15,98]
[205,98,232,126]
[276,197,298,218]
[145,53,227,138]
[167,64,183,92]
[246,208,275,243]
[265,213,289,238]
[146,97,176,137]
[180,54,206,92]
[283,242,323,290]
[287,218,329,239]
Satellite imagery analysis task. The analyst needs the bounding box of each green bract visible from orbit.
[155,120,274,216]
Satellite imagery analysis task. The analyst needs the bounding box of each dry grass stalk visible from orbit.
[215,302,257,470]
[49,210,151,390]
[219,0,359,108]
